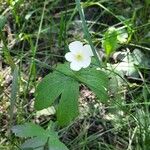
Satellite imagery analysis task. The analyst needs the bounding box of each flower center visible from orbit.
[75,53,84,61]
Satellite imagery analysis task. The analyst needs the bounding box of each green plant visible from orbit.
[35,63,108,126]
[12,122,68,150]
[11,0,109,149]
[102,27,128,57]
[3,0,149,149]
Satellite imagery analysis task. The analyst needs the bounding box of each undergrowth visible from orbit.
[0,0,150,150]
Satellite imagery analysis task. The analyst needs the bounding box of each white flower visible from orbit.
[65,41,94,71]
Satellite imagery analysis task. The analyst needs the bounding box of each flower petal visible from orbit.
[65,52,74,62]
[80,57,91,68]
[69,41,83,54]
[70,62,82,71]
[83,44,94,56]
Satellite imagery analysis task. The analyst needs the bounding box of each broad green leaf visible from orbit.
[21,133,68,150]
[76,68,108,102]
[21,137,47,150]
[48,137,69,150]
[12,123,48,138]
[35,63,108,126]
[35,72,66,110]
[57,63,108,102]
[35,66,80,125]
[57,79,79,126]
[56,63,75,77]
[102,27,118,56]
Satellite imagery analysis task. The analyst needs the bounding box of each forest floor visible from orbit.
[0,0,150,149]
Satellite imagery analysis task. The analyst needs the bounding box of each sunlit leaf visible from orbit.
[102,27,118,56]
[35,63,108,126]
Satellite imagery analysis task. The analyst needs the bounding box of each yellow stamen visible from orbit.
[75,53,83,61]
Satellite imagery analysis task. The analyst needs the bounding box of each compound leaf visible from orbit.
[35,72,67,110]
[76,68,108,102]
[56,78,79,126]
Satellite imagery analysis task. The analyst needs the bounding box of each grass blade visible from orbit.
[75,0,101,66]
[9,67,19,130]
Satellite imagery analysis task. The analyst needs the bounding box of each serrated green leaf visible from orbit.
[57,63,108,102]
[56,63,75,77]
[12,123,48,138]
[57,79,79,126]
[21,132,68,150]
[35,72,67,110]
[35,66,80,125]
[21,137,47,150]
[48,137,69,150]
[76,68,108,102]
[102,27,118,56]
[35,63,108,126]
